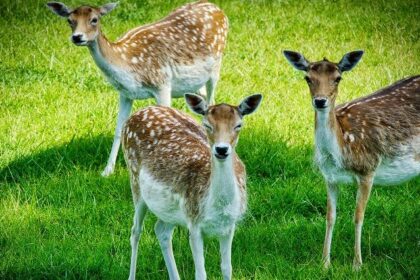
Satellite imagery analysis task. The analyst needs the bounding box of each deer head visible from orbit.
[46,2,117,46]
[185,94,262,161]
[283,50,364,110]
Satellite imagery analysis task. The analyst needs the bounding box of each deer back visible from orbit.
[113,1,228,85]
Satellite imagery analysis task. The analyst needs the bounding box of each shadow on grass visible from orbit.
[0,135,118,184]
[1,125,315,184]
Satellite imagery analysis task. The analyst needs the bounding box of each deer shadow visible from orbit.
[1,125,315,184]
[0,135,121,184]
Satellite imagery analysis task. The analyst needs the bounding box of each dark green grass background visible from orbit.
[1,0,419,279]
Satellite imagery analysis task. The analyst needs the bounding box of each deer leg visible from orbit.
[353,174,373,271]
[189,226,206,280]
[102,94,133,177]
[129,198,148,280]
[197,86,207,100]
[219,226,235,280]
[205,78,218,105]
[155,220,180,280]
[155,85,172,107]
[322,182,338,269]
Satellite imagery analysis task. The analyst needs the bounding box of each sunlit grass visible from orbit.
[1,0,419,279]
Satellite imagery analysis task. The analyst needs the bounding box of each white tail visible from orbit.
[284,50,420,270]
[122,94,262,279]
[47,1,228,176]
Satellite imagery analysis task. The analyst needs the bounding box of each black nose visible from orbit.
[314,98,327,108]
[72,34,82,43]
[215,146,228,157]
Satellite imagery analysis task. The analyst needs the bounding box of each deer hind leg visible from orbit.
[353,174,373,271]
[197,86,207,100]
[206,57,222,105]
[128,172,148,280]
[155,220,180,280]
[102,94,133,177]
[205,77,218,105]
[322,182,338,269]
[155,85,172,107]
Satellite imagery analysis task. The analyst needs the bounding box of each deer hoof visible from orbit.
[101,164,115,177]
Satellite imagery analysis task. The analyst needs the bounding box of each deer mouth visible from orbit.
[73,40,88,46]
[214,153,228,160]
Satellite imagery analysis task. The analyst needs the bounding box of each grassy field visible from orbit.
[1,0,419,279]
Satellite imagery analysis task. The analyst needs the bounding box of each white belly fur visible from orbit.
[98,56,216,100]
[170,57,217,96]
[91,41,217,100]
[374,139,420,185]
[139,167,243,236]
[140,168,188,226]
[317,140,420,186]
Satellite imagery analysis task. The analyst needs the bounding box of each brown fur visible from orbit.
[336,75,420,174]
[122,106,246,219]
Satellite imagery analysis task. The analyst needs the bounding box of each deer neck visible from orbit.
[315,103,344,164]
[208,153,238,207]
[88,31,126,74]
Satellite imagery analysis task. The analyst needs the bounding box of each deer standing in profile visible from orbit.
[283,50,420,270]
[121,93,262,280]
[47,1,228,176]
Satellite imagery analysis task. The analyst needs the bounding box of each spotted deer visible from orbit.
[46,1,228,176]
[122,93,262,280]
[283,50,420,270]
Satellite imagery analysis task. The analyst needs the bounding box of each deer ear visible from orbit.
[46,2,71,17]
[338,50,364,72]
[185,94,208,115]
[238,94,263,116]
[99,2,118,16]
[283,50,309,71]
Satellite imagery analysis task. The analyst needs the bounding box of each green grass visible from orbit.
[1,0,419,279]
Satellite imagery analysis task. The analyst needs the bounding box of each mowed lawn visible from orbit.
[1,0,419,279]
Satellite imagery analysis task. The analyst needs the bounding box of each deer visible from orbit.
[283,50,420,270]
[46,1,228,177]
[121,93,262,280]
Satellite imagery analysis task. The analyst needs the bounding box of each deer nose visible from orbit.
[313,97,328,109]
[214,145,230,160]
[72,34,83,43]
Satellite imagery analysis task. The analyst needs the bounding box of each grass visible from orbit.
[0,0,419,279]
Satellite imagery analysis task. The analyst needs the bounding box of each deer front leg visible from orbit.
[102,94,133,177]
[219,226,235,280]
[189,226,206,280]
[322,182,338,269]
[353,174,373,271]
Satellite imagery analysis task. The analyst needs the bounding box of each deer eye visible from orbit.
[67,19,74,25]
[334,77,342,84]
[304,76,312,84]
[90,18,98,25]
[234,124,242,131]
